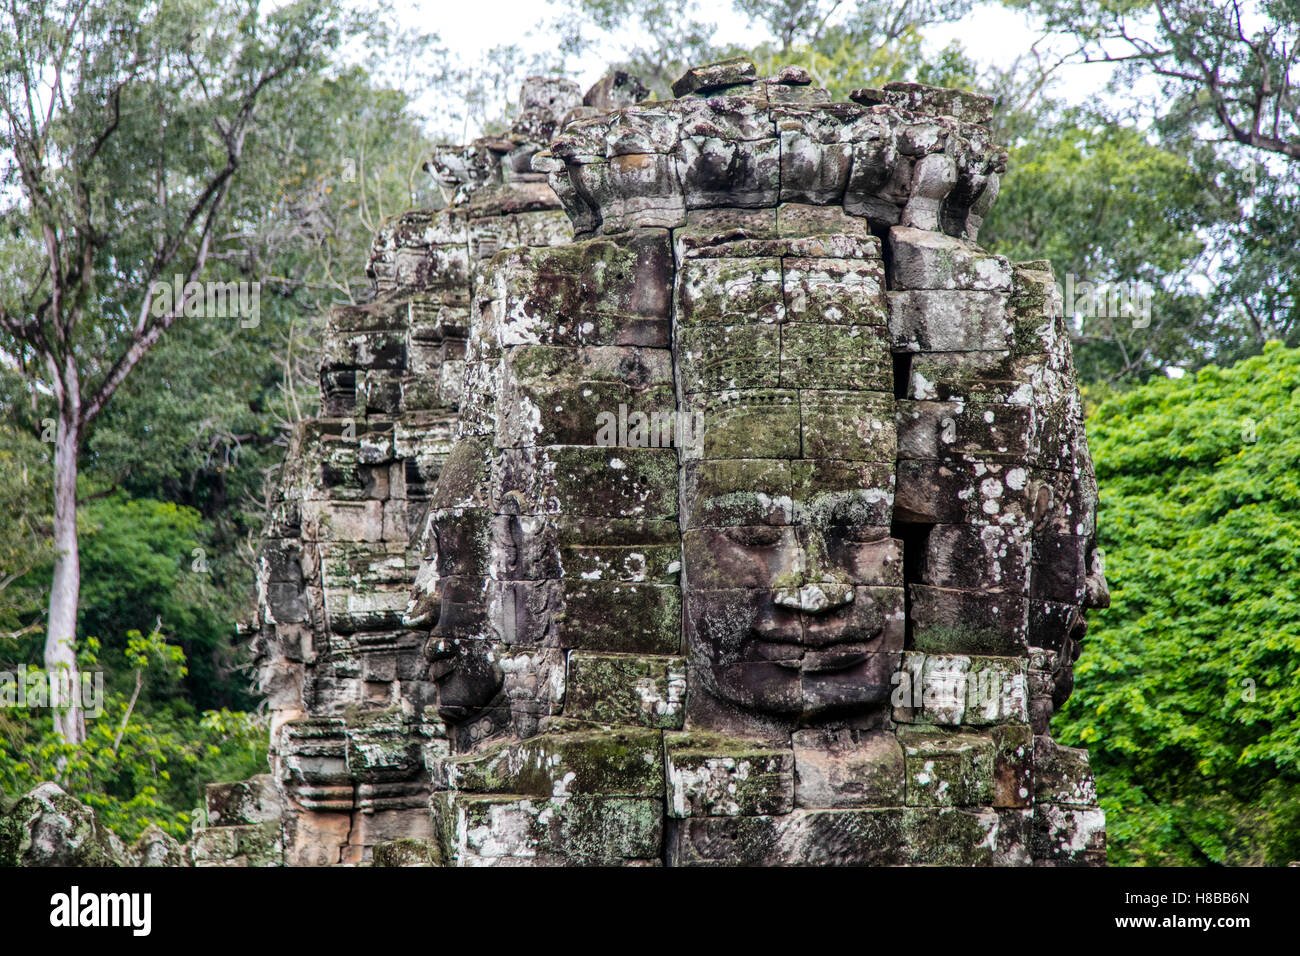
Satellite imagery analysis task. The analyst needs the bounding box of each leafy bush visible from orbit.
[1059,342,1300,865]
[76,494,252,712]
[0,633,267,842]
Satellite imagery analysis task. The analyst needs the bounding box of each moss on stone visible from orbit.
[443,728,665,797]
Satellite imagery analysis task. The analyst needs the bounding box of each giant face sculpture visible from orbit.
[408,61,1110,866]
[682,458,904,724]
[672,211,904,734]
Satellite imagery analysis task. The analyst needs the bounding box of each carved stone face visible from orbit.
[683,460,905,719]
[427,635,500,724]
[671,217,906,726]
[407,443,505,731]
[400,66,1112,867]
[412,74,1108,756]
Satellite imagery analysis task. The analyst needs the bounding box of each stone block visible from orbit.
[792,728,904,807]
[892,651,1029,725]
[889,226,1011,291]
[896,399,1034,461]
[678,323,780,392]
[443,729,665,798]
[1033,735,1099,808]
[685,388,801,460]
[664,732,794,817]
[782,257,886,326]
[1032,804,1106,865]
[492,445,678,519]
[565,652,687,729]
[779,321,892,390]
[888,290,1011,351]
[204,775,282,827]
[900,726,996,807]
[676,256,785,326]
[433,792,662,866]
[800,389,897,461]
[559,580,681,655]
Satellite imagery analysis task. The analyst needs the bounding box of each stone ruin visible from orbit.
[209,77,583,865]
[196,58,1110,866]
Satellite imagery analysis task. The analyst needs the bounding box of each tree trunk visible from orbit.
[46,406,84,745]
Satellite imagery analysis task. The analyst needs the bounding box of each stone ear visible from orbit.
[964,171,1000,242]
[902,153,958,231]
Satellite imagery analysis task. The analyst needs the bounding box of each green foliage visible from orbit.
[741,32,978,99]
[0,0,451,842]
[1058,342,1300,865]
[982,110,1235,383]
[0,0,453,843]
[545,0,722,95]
[551,0,977,97]
[0,424,51,641]
[0,425,263,838]
[125,626,187,678]
[729,0,977,97]
[66,6,447,714]
[991,2,1300,383]
[1211,170,1300,360]
[0,704,269,842]
[1012,0,1300,162]
[72,494,245,710]
[0,640,267,842]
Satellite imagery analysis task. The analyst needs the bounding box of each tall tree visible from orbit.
[0,418,51,642]
[980,106,1237,382]
[0,0,340,742]
[545,0,721,95]
[1015,0,1300,161]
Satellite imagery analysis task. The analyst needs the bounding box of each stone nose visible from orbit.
[770,529,853,613]
[773,582,854,614]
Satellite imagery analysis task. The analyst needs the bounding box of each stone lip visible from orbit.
[850,81,995,126]
[670,55,760,97]
[535,63,1007,239]
[426,76,583,205]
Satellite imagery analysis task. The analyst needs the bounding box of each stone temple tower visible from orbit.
[213,60,1107,867]
[408,58,1110,866]
[223,78,589,866]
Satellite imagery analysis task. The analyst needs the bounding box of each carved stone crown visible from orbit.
[534,56,1007,241]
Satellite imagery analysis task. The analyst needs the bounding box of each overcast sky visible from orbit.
[426,0,1117,101]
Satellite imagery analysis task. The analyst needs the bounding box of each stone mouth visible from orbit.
[771,648,871,674]
[749,621,880,657]
[534,66,1007,240]
[749,596,885,653]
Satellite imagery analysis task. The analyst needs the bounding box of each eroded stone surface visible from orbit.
[236,59,1108,867]
[233,77,580,866]
[0,783,130,867]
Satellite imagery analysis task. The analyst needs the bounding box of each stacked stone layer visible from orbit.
[409,62,1108,867]
[209,81,580,865]
[219,63,1108,867]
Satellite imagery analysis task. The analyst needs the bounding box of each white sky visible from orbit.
[426,0,1119,112]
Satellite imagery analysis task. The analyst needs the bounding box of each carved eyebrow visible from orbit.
[796,492,873,517]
